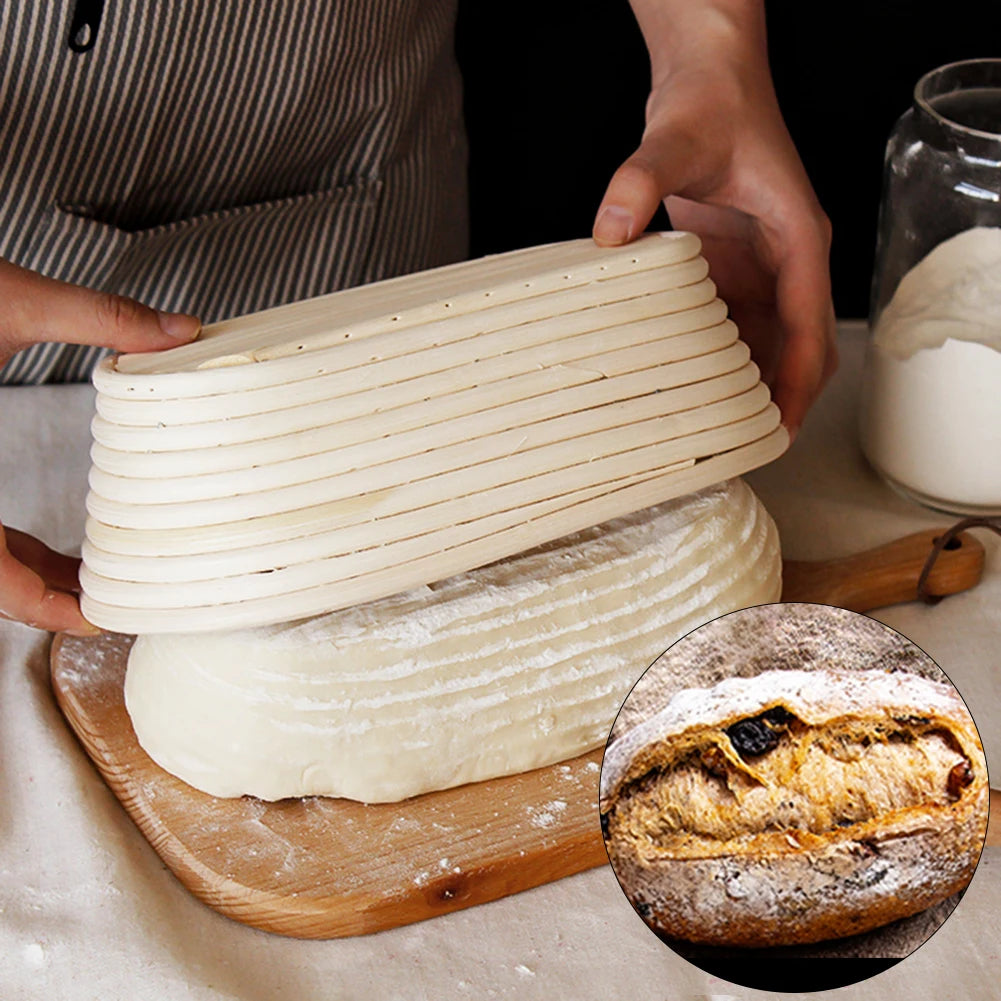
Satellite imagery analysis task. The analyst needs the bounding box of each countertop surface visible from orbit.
[1,321,998,1000]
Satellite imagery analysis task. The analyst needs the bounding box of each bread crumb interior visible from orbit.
[609,713,972,859]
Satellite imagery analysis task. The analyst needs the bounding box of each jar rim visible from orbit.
[914,58,1001,144]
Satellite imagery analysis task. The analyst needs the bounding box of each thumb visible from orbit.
[593,126,704,247]
[0,258,200,360]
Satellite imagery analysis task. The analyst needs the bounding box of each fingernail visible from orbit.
[594,205,634,246]
[157,310,200,342]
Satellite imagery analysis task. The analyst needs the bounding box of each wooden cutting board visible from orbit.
[51,528,986,940]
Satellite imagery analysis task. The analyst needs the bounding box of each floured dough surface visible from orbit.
[124,478,780,803]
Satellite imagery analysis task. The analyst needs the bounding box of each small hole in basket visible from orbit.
[943,537,962,551]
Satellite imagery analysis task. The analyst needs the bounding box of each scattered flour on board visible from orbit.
[527,800,567,829]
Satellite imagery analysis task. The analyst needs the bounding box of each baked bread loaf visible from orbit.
[124,478,780,803]
[600,668,989,947]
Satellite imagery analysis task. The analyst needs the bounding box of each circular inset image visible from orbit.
[599,603,990,993]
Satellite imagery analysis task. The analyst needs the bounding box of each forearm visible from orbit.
[627,0,769,89]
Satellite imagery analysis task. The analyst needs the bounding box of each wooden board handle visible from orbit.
[781,529,986,613]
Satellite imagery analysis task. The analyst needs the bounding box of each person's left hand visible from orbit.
[0,257,200,634]
[593,0,836,439]
[0,523,95,634]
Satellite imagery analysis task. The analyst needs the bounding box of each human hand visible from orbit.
[0,257,200,632]
[593,0,836,438]
[0,257,199,370]
[0,524,95,634]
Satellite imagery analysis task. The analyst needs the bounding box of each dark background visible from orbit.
[456,2,1001,318]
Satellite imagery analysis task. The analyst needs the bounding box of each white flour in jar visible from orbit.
[860,227,1001,513]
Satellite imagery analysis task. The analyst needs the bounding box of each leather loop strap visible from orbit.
[917,517,1001,605]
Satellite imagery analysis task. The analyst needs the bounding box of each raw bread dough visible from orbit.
[125,478,781,803]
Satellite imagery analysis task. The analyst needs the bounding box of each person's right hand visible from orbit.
[0,258,200,634]
[592,0,835,440]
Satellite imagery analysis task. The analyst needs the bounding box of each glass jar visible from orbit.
[859,58,1001,516]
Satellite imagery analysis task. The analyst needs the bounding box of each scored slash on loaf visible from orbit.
[80,232,789,633]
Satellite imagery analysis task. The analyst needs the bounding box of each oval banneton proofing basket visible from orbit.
[79,232,788,633]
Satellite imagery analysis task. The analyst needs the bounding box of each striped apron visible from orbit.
[0,1,469,383]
